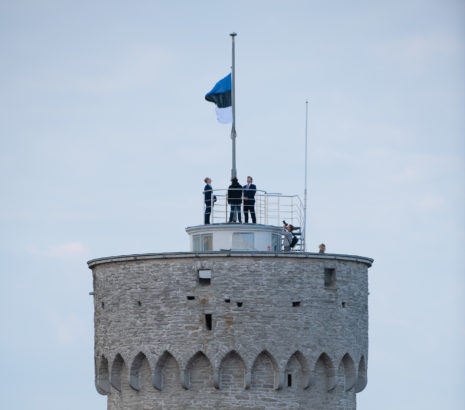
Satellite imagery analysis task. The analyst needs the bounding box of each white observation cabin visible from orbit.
[186,223,284,252]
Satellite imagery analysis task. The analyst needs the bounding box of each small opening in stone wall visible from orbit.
[288,374,292,387]
[101,302,104,309]
[342,302,346,308]
[324,268,336,288]
[236,302,243,307]
[292,301,301,307]
[187,296,195,300]
[205,314,212,330]
[198,269,211,286]
[199,278,211,285]
[224,298,230,303]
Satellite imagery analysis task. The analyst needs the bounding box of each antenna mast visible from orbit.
[303,100,308,251]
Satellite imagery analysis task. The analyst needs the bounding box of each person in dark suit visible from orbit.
[227,177,242,223]
[203,177,213,224]
[243,176,257,223]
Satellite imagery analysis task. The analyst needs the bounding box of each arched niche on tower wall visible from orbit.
[251,350,279,391]
[185,351,214,390]
[110,354,126,392]
[284,351,310,390]
[219,350,246,390]
[129,352,152,391]
[355,355,367,393]
[96,355,110,394]
[340,353,356,391]
[153,351,181,391]
[312,353,336,392]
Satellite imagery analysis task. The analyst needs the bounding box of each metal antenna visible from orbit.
[303,100,309,251]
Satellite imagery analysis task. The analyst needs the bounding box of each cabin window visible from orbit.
[232,232,254,250]
[193,234,213,251]
[272,233,281,252]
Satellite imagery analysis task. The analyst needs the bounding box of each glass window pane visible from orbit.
[193,235,200,252]
[202,234,212,251]
[272,234,280,252]
[232,233,254,250]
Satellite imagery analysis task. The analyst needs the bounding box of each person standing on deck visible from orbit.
[243,176,257,223]
[227,177,242,223]
[203,177,213,224]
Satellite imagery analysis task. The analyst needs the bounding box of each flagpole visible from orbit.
[303,100,308,251]
[230,32,237,179]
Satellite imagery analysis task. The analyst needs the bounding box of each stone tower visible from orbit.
[87,216,373,409]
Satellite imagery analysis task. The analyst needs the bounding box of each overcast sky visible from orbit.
[0,1,464,409]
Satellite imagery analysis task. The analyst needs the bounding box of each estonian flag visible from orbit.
[205,73,232,124]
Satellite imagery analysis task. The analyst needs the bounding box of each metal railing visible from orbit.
[202,189,305,251]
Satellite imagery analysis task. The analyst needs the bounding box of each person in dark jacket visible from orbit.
[243,175,257,223]
[203,177,213,224]
[227,177,242,223]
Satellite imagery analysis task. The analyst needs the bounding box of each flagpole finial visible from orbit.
[230,32,237,37]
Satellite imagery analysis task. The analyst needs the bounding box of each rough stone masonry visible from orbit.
[87,251,373,410]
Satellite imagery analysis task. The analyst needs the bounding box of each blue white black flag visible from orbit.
[205,73,232,124]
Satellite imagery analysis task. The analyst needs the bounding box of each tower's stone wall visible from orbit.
[88,252,372,410]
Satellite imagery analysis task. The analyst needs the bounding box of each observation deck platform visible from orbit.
[201,188,306,251]
[203,189,303,227]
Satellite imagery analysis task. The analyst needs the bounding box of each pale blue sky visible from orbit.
[0,1,464,409]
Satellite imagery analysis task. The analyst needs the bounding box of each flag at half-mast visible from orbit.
[205,73,232,124]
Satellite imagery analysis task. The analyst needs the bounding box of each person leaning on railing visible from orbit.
[227,177,242,223]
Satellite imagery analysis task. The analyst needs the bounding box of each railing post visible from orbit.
[257,195,260,224]
[265,194,268,225]
[209,193,212,224]
[277,195,280,226]
[225,193,228,223]
[291,196,294,226]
